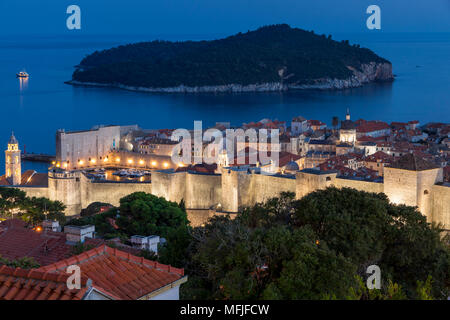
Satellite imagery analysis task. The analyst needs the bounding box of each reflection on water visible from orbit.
[18,77,28,108]
[18,76,28,91]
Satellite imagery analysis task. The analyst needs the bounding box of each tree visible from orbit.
[332,116,339,131]
[181,188,450,300]
[117,192,189,238]
[0,187,66,225]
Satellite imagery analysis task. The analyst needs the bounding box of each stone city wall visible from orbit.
[431,184,450,230]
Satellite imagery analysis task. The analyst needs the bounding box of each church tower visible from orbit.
[5,132,21,185]
[345,107,351,121]
[339,108,356,144]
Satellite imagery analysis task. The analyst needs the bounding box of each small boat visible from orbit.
[16,71,29,78]
[113,169,129,177]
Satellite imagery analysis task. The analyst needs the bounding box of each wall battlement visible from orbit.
[7,163,450,230]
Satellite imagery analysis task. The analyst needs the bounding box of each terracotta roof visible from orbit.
[341,120,356,130]
[388,153,440,171]
[365,151,393,163]
[292,116,306,122]
[0,219,103,266]
[357,121,390,133]
[39,245,185,300]
[308,120,326,126]
[0,170,48,187]
[0,265,89,300]
[175,163,217,174]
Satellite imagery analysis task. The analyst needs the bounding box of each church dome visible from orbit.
[340,120,356,130]
[285,161,299,172]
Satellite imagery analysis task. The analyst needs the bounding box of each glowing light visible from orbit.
[52,161,56,165]
[104,157,108,162]
[35,226,42,232]
[163,162,169,168]
[315,240,320,245]
[56,162,60,168]
[139,160,144,165]
[127,159,133,164]
[91,159,96,164]
[151,161,157,166]
[178,162,185,167]
[115,157,120,162]
[63,163,68,168]
[79,160,84,165]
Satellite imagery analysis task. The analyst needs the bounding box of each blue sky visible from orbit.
[1,0,449,36]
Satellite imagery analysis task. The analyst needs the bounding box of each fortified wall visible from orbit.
[6,155,450,230]
[25,170,152,215]
[151,170,222,209]
[221,168,296,212]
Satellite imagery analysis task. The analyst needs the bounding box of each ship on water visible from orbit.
[16,71,29,78]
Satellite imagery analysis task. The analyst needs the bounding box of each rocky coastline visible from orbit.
[66,62,393,93]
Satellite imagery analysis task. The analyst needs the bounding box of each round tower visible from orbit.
[5,132,21,185]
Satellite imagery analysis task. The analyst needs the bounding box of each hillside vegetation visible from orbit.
[72,24,391,88]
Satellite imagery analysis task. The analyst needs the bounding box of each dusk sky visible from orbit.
[1,0,449,36]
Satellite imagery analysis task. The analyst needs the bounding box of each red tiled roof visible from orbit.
[388,153,439,171]
[0,265,89,300]
[307,120,326,126]
[391,122,408,128]
[0,170,48,187]
[357,121,390,133]
[365,151,393,163]
[175,163,217,174]
[0,219,104,266]
[39,245,185,300]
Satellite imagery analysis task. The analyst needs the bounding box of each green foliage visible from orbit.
[71,242,96,255]
[68,192,191,267]
[73,24,389,88]
[0,187,66,225]
[68,208,121,239]
[181,187,450,300]
[416,276,434,300]
[117,192,189,238]
[0,255,40,269]
[80,202,112,217]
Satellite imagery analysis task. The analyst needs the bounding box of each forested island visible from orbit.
[68,24,394,93]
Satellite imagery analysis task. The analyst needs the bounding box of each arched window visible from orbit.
[424,190,429,195]
[326,176,331,181]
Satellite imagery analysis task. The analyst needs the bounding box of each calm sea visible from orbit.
[0,32,449,172]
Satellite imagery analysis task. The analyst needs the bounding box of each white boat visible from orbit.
[16,71,29,78]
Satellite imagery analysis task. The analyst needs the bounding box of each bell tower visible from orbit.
[345,107,351,121]
[5,132,21,185]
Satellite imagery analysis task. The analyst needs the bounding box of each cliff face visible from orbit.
[68,61,393,93]
[290,62,394,90]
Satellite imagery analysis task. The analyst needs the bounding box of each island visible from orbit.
[67,24,394,93]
